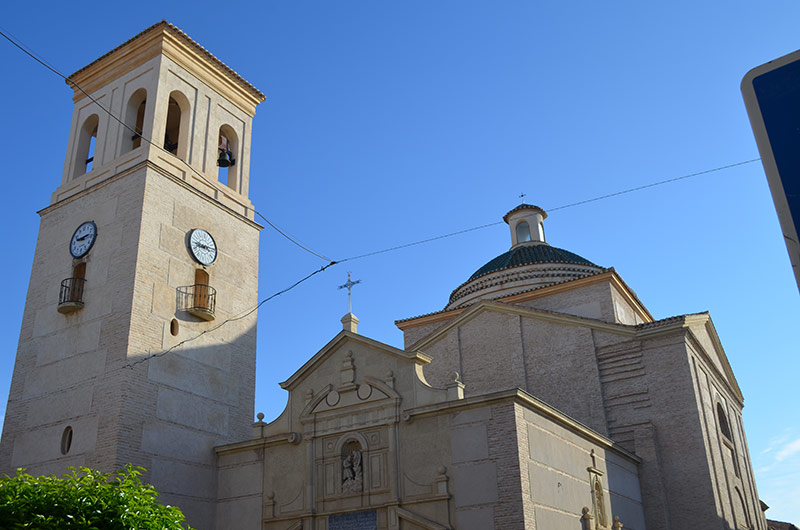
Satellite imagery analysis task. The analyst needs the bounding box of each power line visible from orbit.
[336,158,762,262]
[1,26,765,365]
[548,158,761,212]
[0,26,332,264]
[254,210,334,263]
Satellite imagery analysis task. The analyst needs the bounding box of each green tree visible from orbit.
[0,465,193,529]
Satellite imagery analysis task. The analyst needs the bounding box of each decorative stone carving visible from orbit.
[340,351,356,390]
[341,440,363,494]
[593,477,608,529]
[582,507,594,530]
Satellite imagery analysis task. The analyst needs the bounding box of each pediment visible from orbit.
[302,377,398,417]
[280,331,431,392]
[684,314,743,402]
[408,299,635,351]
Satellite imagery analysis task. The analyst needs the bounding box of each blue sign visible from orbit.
[743,51,800,293]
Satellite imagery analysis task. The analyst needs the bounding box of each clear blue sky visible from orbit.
[1,1,799,524]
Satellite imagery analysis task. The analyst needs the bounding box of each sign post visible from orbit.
[742,51,800,294]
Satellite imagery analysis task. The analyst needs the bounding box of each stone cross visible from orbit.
[338,272,361,314]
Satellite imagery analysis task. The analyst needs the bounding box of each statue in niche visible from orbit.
[593,478,608,529]
[341,440,363,493]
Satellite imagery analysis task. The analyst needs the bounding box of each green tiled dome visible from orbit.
[468,245,597,281]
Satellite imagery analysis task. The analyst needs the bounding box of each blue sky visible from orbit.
[1,1,799,524]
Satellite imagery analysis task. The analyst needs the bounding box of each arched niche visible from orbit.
[73,114,99,178]
[122,88,147,153]
[164,91,191,161]
[217,124,240,191]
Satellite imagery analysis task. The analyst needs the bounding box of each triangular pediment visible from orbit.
[408,299,636,351]
[683,314,744,403]
[280,331,431,391]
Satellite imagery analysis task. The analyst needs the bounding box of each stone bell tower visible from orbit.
[0,21,265,528]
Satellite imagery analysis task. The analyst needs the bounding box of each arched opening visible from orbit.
[60,426,73,455]
[717,402,741,477]
[71,262,86,302]
[164,91,190,160]
[217,124,239,190]
[122,88,147,153]
[73,114,99,178]
[516,221,531,243]
[194,268,210,312]
[717,403,732,440]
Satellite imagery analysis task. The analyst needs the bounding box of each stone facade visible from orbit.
[1,22,767,530]
[215,330,646,530]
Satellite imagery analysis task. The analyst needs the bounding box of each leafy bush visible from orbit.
[0,465,193,529]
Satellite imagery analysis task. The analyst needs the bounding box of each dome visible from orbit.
[445,204,606,310]
[468,244,598,281]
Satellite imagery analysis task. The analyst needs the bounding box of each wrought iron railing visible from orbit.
[177,284,216,321]
[58,277,86,314]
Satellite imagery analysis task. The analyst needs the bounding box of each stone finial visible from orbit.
[256,412,265,422]
[264,492,275,519]
[446,371,465,401]
[581,507,593,530]
[435,466,449,495]
[341,312,359,333]
[340,351,356,390]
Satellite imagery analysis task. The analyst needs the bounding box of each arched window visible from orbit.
[71,262,86,302]
[164,91,190,160]
[217,124,239,190]
[74,114,99,178]
[123,88,147,153]
[60,426,73,455]
[717,403,732,440]
[516,221,531,243]
[194,268,210,311]
[717,402,741,477]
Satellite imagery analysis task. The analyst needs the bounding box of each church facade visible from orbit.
[0,22,766,530]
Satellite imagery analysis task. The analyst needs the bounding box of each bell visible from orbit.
[217,148,235,167]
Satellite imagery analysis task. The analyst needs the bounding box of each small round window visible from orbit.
[60,426,73,455]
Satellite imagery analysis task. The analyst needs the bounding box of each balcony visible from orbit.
[177,284,216,321]
[58,277,86,314]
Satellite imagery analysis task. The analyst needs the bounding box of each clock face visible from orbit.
[70,221,97,258]
[189,229,217,266]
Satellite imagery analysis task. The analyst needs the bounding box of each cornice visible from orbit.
[683,319,744,404]
[68,21,265,116]
[40,159,263,231]
[404,388,641,464]
[397,269,652,330]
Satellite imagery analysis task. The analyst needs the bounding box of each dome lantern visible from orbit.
[503,204,548,247]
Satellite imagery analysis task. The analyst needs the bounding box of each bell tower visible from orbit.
[0,21,265,528]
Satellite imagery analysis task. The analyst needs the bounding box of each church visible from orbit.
[0,21,767,530]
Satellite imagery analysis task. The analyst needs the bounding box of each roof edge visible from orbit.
[68,20,265,107]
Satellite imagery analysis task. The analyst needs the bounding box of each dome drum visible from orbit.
[445,204,605,310]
